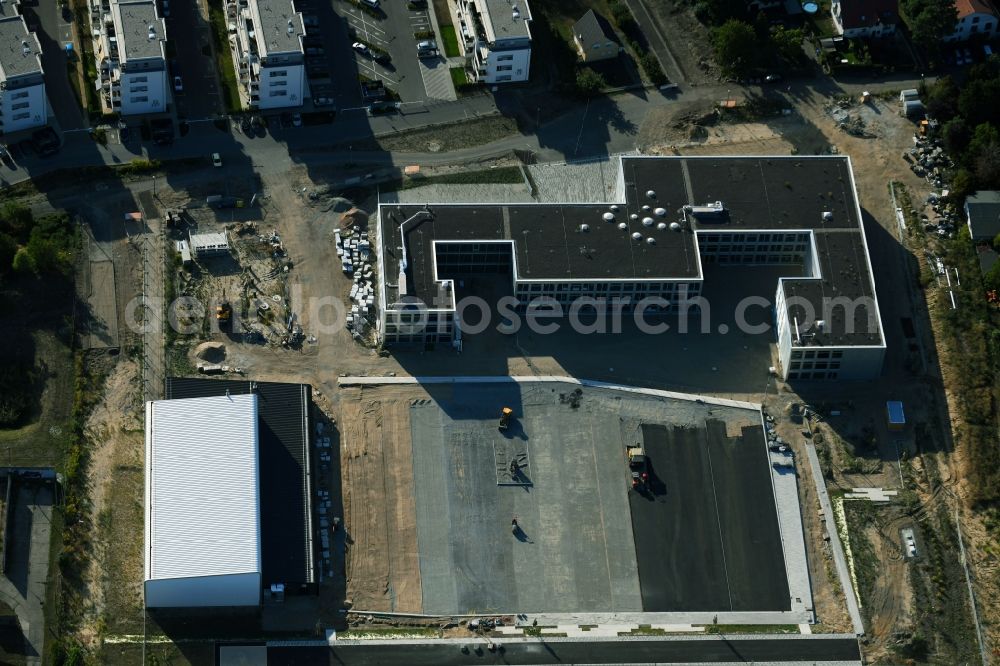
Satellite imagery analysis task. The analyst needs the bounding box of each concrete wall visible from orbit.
[145,571,261,608]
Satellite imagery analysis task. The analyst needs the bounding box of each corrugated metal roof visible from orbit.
[145,394,261,581]
[164,378,315,586]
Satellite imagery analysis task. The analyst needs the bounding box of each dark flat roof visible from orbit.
[164,377,315,587]
[784,231,881,345]
[632,421,789,612]
[379,156,882,346]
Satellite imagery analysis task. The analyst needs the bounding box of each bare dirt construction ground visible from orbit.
[644,0,719,85]
[337,385,421,613]
[78,357,146,647]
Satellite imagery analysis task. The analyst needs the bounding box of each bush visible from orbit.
[413,30,434,40]
[575,68,607,96]
[638,51,667,85]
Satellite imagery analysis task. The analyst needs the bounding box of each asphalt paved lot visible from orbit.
[410,383,643,614]
[630,422,790,612]
[167,0,221,118]
[336,0,434,102]
[266,636,863,665]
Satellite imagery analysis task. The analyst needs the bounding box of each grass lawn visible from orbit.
[703,624,801,634]
[449,66,467,87]
[441,24,461,57]
[206,0,242,112]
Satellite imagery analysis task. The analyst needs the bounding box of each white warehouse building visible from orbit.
[144,394,262,608]
[0,6,47,135]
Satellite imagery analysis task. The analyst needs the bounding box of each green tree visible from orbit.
[923,75,959,121]
[11,247,34,274]
[0,233,14,274]
[0,202,33,240]
[770,26,804,63]
[901,0,958,53]
[941,117,970,156]
[712,20,758,78]
[575,68,606,97]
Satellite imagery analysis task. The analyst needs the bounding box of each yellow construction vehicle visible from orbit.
[498,407,513,431]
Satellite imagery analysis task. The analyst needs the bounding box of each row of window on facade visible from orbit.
[704,254,802,264]
[789,361,841,370]
[700,244,807,253]
[516,281,691,293]
[787,371,838,380]
[700,233,807,243]
[790,349,843,359]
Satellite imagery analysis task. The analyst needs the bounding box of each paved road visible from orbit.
[0,480,55,665]
[0,74,934,189]
[620,0,685,85]
[265,636,862,665]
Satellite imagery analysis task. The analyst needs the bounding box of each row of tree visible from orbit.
[923,59,1000,200]
[711,19,805,79]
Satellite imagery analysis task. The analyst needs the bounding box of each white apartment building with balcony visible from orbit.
[92,0,169,115]
[455,0,532,84]
[0,5,47,134]
[229,0,305,109]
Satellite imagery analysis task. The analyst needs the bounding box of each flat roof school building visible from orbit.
[376,156,885,382]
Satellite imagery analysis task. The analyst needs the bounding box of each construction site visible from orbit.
[337,379,812,627]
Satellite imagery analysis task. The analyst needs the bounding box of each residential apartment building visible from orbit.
[92,0,169,115]
[0,5,47,134]
[230,0,306,109]
[831,0,898,38]
[945,0,998,41]
[455,0,532,83]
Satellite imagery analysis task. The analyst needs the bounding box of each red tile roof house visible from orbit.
[831,0,899,38]
[945,0,999,41]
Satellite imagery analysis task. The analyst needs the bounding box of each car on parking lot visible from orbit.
[31,127,60,156]
[292,113,302,127]
[352,42,370,56]
[417,39,438,57]
[212,152,222,167]
[173,76,183,93]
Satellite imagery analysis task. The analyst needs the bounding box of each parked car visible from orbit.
[291,113,302,127]
[173,75,183,93]
[212,152,222,167]
[352,42,370,56]
[416,39,437,57]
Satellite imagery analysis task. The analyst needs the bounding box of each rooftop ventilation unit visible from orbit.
[629,213,638,220]
[654,207,666,217]
[642,217,654,227]
[685,201,725,216]
[579,224,590,232]
[669,221,682,231]
[618,222,628,230]
[646,189,656,199]
[602,212,615,222]
[657,222,668,230]
[631,232,643,241]
[646,237,656,244]
[148,25,156,39]
[822,211,833,221]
